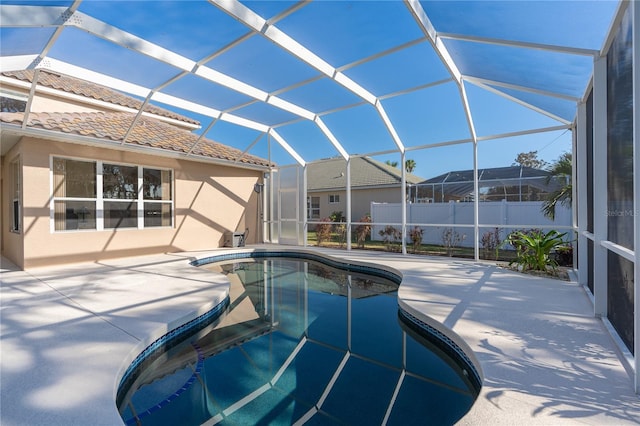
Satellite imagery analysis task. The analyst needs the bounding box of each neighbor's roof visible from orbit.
[419,165,562,198]
[421,165,553,184]
[307,156,424,191]
[0,111,272,167]
[2,70,200,126]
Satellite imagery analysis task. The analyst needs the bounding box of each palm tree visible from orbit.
[405,159,416,173]
[385,160,398,168]
[542,152,572,220]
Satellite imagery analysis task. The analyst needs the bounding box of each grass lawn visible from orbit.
[306,232,518,262]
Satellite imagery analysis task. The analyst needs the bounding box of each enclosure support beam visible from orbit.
[592,56,608,318]
[211,0,406,154]
[632,0,640,394]
[346,158,352,251]
[458,83,480,262]
[406,0,483,261]
[303,165,308,248]
[401,151,407,255]
[268,129,306,167]
[576,101,588,288]
[268,137,276,244]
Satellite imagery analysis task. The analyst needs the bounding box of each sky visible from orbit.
[1,0,621,179]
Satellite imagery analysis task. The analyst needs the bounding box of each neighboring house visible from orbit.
[413,165,565,203]
[306,156,424,223]
[0,70,272,269]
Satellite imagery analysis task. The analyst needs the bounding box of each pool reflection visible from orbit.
[117,258,478,426]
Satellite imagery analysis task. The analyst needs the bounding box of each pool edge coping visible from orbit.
[114,246,485,423]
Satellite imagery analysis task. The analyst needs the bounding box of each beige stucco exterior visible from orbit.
[1,136,263,269]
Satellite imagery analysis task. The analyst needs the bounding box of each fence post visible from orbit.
[501,199,508,237]
[449,200,455,226]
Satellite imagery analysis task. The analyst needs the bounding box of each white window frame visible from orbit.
[307,196,320,219]
[0,89,28,113]
[50,156,98,232]
[102,161,140,230]
[329,194,340,204]
[50,156,174,232]
[141,166,174,229]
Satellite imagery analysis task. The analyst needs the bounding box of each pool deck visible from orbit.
[1,246,639,425]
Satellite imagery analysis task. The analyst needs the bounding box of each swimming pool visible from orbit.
[117,252,481,425]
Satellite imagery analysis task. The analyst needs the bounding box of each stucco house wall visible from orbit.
[309,186,403,222]
[1,137,262,269]
[350,187,403,221]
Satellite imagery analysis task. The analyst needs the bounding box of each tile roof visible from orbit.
[0,111,272,167]
[1,70,200,126]
[307,156,424,191]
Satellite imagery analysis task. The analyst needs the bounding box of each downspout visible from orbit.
[401,151,407,255]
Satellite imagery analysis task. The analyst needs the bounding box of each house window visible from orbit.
[103,163,138,229]
[329,194,340,204]
[52,157,173,231]
[10,157,21,232]
[1,90,27,112]
[53,158,97,231]
[143,168,172,227]
[307,196,320,219]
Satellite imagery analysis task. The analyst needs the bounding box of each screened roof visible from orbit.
[0,0,623,170]
[422,166,553,185]
[417,165,562,200]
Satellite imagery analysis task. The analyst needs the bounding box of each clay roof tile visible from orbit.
[0,111,272,167]
[2,69,200,126]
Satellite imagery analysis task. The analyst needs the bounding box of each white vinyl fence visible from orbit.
[371,200,572,247]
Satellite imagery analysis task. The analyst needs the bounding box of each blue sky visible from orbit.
[2,0,620,178]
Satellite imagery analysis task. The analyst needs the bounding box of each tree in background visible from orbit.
[405,159,416,173]
[542,152,572,220]
[512,151,548,169]
[385,159,417,173]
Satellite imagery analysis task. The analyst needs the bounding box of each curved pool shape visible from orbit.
[117,252,481,425]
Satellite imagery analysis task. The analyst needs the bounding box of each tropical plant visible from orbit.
[328,211,346,246]
[554,245,573,267]
[405,159,416,173]
[354,214,371,248]
[542,152,572,220]
[330,211,344,223]
[506,229,567,271]
[385,160,399,168]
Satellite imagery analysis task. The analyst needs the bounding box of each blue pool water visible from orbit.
[117,254,480,425]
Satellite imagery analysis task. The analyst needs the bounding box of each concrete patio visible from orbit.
[1,247,639,425]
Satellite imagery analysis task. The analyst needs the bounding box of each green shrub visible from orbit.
[409,226,424,253]
[316,218,333,246]
[481,227,501,260]
[354,215,371,248]
[379,225,402,251]
[506,229,567,271]
[442,228,465,256]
